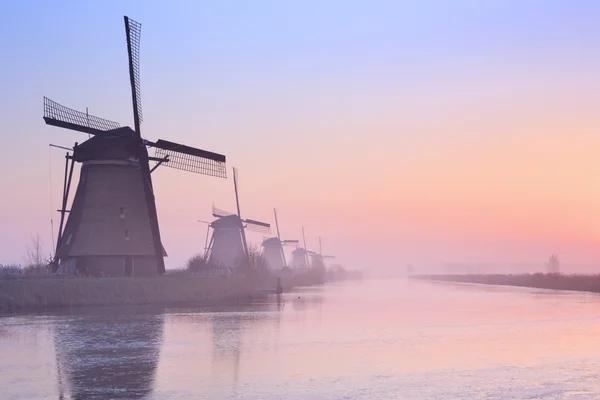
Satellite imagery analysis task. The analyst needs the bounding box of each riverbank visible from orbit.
[414,273,600,293]
[0,276,264,312]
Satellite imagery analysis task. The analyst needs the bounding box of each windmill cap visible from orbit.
[73,127,140,162]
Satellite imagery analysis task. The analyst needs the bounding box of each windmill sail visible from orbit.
[43,97,121,136]
[152,139,226,177]
[124,16,143,135]
[212,205,235,218]
[244,219,271,234]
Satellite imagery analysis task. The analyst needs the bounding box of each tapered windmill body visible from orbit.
[289,227,316,269]
[205,168,270,269]
[290,248,315,269]
[44,16,226,276]
[261,208,299,270]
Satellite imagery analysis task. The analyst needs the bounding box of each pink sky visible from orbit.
[2,2,600,271]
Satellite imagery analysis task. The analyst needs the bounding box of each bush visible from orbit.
[0,264,22,280]
[186,254,207,272]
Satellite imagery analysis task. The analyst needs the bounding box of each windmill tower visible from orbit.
[310,236,335,269]
[289,226,316,269]
[43,16,227,277]
[261,208,299,270]
[205,168,270,269]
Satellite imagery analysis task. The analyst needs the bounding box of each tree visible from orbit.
[547,254,560,274]
[25,234,46,268]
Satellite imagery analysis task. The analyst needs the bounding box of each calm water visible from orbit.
[2,278,600,399]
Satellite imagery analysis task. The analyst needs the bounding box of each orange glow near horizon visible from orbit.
[3,2,600,271]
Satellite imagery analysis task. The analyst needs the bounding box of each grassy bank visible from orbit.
[414,273,600,293]
[0,276,262,312]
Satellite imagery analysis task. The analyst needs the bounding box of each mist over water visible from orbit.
[2,278,600,399]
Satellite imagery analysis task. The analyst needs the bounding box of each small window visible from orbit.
[120,207,126,219]
[125,230,130,240]
[66,233,73,246]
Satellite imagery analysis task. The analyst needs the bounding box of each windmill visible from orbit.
[310,236,335,269]
[205,167,271,269]
[261,208,299,270]
[289,226,316,269]
[43,16,227,277]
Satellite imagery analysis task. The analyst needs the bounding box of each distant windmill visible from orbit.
[261,208,299,270]
[310,236,335,269]
[43,16,226,276]
[547,254,560,274]
[289,226,316,269]
[205,167,270,268]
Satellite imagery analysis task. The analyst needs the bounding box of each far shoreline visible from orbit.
[413,273,600,294]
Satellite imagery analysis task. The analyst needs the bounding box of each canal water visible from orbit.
[2,278,600,399]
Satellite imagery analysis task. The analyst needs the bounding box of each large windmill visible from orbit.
[44,16,227,276]
[205,168,270,269]
[289,226,316,269]
[261,208,299,270]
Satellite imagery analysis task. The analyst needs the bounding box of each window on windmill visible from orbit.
[125,230,130,241]
[120,207,126,219]
[66,233,73,246]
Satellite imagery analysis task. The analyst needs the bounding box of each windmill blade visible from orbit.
[124,16,143,135]
[43,97,121,136]
[244,219,271,234]
[274,208,281,239]
[246,225,271,234]
[212,205,236,218]
[151,139,227,177]
[282,239,300,245]
[245,219,270,228]
[324,255,335,259]
[307,251,317,255]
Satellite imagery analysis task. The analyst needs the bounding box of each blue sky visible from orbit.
[2,1,600,270]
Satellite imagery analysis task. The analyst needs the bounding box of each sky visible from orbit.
[2,0,600,271]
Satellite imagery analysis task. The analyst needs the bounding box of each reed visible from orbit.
[0,275,261,311]
[415,273,600,293]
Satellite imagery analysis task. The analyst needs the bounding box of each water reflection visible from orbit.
[53,307,164,400]
[7,280,600,398]
[208,300,285,385]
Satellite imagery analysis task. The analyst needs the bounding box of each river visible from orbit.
[1,278,600,399]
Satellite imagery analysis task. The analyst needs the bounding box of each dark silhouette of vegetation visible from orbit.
[186,254,208,272]
[1,234,52,279]
[325,264,363,282]
[25,234,47,268]
[237,245,271,282]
